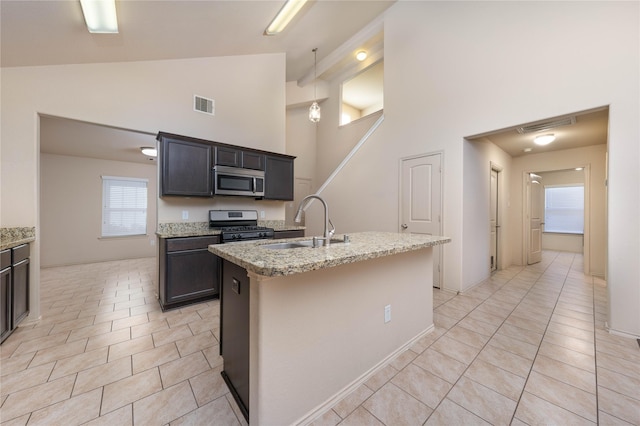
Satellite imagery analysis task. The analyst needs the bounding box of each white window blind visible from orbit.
[102,176,148,237]
[544,184,584,234]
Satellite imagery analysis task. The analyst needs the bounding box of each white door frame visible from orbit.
[521,166,591,274]
[399,151,444,288]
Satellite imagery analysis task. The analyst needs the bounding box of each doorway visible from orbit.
[525,173,543,265]
[399,152,443,288]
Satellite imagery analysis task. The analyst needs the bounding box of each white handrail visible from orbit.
[302,114,385,211]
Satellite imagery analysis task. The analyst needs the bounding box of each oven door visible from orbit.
[214,166,265,197]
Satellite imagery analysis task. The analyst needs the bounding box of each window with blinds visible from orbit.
[101,176,148,237]
[544,184,584,234]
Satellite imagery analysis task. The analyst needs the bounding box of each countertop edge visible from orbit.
[209,232,451,277]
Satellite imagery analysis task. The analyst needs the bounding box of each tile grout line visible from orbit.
[419,252,564,425]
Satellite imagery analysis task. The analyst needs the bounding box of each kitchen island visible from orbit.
[209,231,450,425]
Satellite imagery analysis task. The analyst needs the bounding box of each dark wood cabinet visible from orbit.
[220,259,250,421]
[215,146,265,171]
[0,250,11,344]
[273,229,305,239]
[157,131,294,199]
[1,244,30,344]
[159,134,214,197]
[12,245,29,326]
[159,236,221,310]
[264,155,294,200]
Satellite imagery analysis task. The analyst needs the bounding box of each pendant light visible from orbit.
[309,48,321,123]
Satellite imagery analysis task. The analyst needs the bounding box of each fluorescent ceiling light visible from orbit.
[264,0,308,35]
[534,134,556,146]
[80,0,118,33]
[140,147,157,157]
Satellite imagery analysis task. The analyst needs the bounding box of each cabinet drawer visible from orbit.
[12,244,30,264]
[273,230,305,239]
[166,236,220,252]
[0,250,10,270]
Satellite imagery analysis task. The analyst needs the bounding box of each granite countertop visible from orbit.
[208,231,450,277]
[1,227,36,250]
[156,221,305,238]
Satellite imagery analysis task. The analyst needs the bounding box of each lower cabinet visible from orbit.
[159,236,221,311]
[1,244,30,344]
[220,259,250,422]
[273,229,305,239]
[1,250,12,343]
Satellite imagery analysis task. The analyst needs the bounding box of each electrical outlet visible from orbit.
[260,210,265,219]
[150,238,156,246]
[384,305,391,323]
[182,210,189,220]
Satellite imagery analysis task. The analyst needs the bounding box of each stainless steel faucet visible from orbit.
[294,194,335,246]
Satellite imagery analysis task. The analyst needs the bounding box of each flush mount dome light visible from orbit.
[140,147,157,157]
[534,134,556,146]
[356,50,367,61]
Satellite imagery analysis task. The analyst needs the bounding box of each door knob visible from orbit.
[401,224,408,229]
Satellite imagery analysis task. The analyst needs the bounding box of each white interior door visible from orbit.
[400,153,442,288]
[490,168,498,272]
[527,173,543,265]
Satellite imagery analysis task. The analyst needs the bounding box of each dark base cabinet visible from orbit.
[1,251,11,343]
[273,229,305,239]
[159,236,221,311]
[1,244,30,345]
[220,259,250,422]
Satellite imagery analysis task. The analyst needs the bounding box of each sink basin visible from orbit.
[262,238,346,250]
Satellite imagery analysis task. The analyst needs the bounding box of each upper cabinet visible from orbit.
[215,146,265,171]
[157,132,294,200]
[264,155,294,201]
[159,134,213,197]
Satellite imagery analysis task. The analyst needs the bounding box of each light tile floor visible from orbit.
[0,252,638,425]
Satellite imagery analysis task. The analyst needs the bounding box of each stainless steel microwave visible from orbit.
[213,165,265,197]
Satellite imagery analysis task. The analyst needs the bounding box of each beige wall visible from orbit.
[41,153,157,267]
[306,2,638,336]
[1,53,286,319]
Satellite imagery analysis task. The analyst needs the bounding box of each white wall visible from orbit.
[308,2,639,336]
[1,53,286,319]
[463,139,512,289]
[40,153,157,267]
[510,145,607,275]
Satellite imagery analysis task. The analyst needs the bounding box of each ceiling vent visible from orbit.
[516,116,576,134]
[194,95,215,115]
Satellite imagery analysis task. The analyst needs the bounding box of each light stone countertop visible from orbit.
[156,221,305,238]
[1,227,36,250]
[208,231,450,277]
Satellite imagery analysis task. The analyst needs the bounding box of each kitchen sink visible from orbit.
[262,238,346,250]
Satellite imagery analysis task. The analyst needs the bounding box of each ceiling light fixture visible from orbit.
[140,147,157,157]
[356,50,367,61]
[309,48,321,123]
[264,0,308,35]
[523,148,533,153]
[534,134,556,146]
[80,0,119,33]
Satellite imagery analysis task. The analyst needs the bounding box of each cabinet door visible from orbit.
[161,137,213,197]
[273,230,305,239]
[215,146,241,168]
[12,259,29,326]
[221,260,250,419]
[241,151,265,171]
[264,156,294,200]
[165,250,219,304]
[0,267,11,343]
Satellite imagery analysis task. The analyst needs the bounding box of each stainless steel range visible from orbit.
[209,210,274,243]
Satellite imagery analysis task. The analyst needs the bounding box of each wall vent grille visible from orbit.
[516,116,575,134]
[194,95,215,115]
